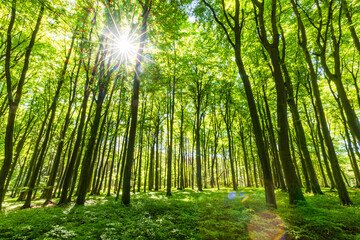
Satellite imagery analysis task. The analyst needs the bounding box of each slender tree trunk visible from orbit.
[115,114,130,200]
[154,113,160,191]
[148,137,155,191]
[319,2,360,147]
[250,133,258,188]
[137,102,146,192]
[195,101,202,191]
[58,23,98,204]
[4,115,34,200]
[282,60,323,194]
[329,83,360,187]
[178,107,184,190]
[166,58,176,196]
[304,102,328,187]
[43,34,77,205]
[122,2,152,205]
[253,0,305,204]
[239,126,251,187]
[76,37,111,205]
[289,131,303,188]
[0,2,44,210]
[291,0,351,204]
[262,86,286,190]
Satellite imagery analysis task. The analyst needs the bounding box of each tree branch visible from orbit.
[5,0,17,105]
[202,0,235,48]
[221,0,234,31]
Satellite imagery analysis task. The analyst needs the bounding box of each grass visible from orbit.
[0,187,359,239]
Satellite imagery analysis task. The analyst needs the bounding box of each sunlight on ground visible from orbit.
[85,196,106,206]
[149,194,162,199]
[181,191,191,194]
[62,204,75,215]
[180,198,190,201]
[248,210,285,240]
[1,188,360,239]
[4,203,23,212]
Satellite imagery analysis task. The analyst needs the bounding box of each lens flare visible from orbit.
[241,195,249,203]
[228,191,237,200]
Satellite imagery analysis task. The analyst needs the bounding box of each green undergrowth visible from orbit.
[0,187,359,239]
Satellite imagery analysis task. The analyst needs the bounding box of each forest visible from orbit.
[0,0,360,239]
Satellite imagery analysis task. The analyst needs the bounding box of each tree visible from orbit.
[0,1,44,210]
[252,0,305,204]
[290,0,352,205]
[122,0,152,205]
[200,0,277,207]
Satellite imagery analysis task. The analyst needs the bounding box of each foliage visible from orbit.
[0,188,359,239]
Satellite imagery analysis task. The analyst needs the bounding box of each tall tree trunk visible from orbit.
[0,1,44,210]
[3,114,34,201]
[154,111,160,191]
[318,1,360,149]
[179,106,185,190]
[93,116,112,195]
[203,0,276,207]
[166,76,175,196]
[58,22,98,205]
[22,76,63,208]
[291,0,351,204]
[282,62,323,194]
[222,89,237,190]
[210,118,219,188]
[253,0,305,204]
[76,36,111,205]
[239,124,251,187]
[195,92,202,191]
[262,86,286,190]
[115,114,130,200]
[107,74,126,196]
[329,82,360,187]
[250,132,258,188]
[137,102,146,192]
[43,34,77,205]
[122,1,152,205]
[304,102,328,187]
[148,137,155,191]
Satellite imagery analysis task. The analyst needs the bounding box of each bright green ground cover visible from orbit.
[0,188,359,239]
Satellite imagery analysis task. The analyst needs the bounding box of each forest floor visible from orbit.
[0,188,360,240]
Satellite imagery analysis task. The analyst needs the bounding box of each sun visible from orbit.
[112,30,138,64]
[104,23,139,67]
[117,35,133,56]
